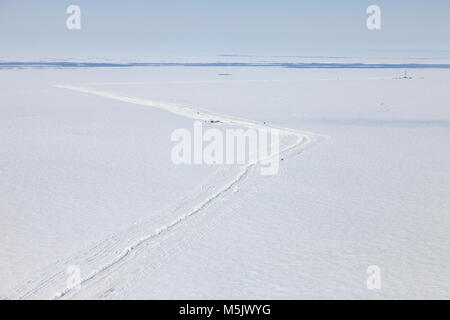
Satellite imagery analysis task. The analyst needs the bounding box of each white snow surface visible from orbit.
[0,67,449,299]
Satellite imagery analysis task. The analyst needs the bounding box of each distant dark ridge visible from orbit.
[1,61,450,69]
[283,63,450,69]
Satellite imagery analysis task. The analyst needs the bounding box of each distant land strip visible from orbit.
[2,61,450,69]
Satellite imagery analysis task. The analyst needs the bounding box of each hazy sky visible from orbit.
[1,0,449,60]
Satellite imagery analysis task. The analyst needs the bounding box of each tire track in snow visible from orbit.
[15,84,323,299]
[52,164,254,299]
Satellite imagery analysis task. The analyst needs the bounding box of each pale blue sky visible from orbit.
[0,0,449,60]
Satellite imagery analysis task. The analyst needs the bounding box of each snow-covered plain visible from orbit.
[0,65,449,299]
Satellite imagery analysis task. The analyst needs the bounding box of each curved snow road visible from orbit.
[8,83,325,299]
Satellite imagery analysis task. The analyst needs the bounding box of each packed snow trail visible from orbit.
[54,84,318,138]
[50,84,321,299]
[8,84,323,299]
[51,164,255,299]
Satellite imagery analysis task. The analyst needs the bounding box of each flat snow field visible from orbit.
[0,66,449,299]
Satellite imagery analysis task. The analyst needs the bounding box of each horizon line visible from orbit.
[2,61,450,69]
